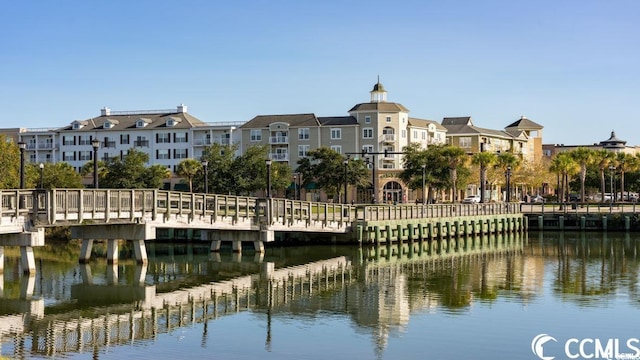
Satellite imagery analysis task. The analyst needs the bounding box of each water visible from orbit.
[1,232,640,359]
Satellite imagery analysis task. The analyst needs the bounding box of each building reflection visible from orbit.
[1,232,640,358]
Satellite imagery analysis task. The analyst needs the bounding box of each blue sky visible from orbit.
[1,0,638,146]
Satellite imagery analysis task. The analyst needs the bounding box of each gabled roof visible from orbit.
[408,117,447,131]
[318,116,358,126]
[442,117,473,126]
[505,115,543,130]
[348,102,409,112]
[59,110,208,132]
[241,113,320,129]
[441,116,527,140]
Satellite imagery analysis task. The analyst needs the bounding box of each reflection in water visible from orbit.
[0,232,639,359]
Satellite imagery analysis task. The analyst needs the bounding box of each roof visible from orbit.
[348,102,409,112]
[505,115,543,130]
[58,111,208,132]
[318,116,358,126]
[600,130,626,148]
[442,117,473,126]
[408,117,447,131]
[240,113,320,129]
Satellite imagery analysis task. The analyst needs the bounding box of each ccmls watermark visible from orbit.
[531,333,640,360]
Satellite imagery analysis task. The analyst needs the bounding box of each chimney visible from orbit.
[101,107,111,116]
[177,104,187,113]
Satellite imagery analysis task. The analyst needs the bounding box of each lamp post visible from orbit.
[609,165,615,213]
[505,166,512,202]
[39,163,44,189]
[91,138,100,189]
[421,164,426,203]
[343,158,349,204]
[18,142,26,189]
[201,159,209,194]
[266,159,272,198]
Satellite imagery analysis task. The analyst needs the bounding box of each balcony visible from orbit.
[134,140,149,147]
[194,138,230,146]
[270,136,289,144]
[379,134,395,143]
[103,141,116,148]
[269,153,289,161]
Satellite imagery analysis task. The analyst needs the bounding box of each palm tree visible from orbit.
[615,152,639,201]
[471,152,497,203]
[176,158,203,192]
[496,152,521,201]
[441,145,468,202]
[569,147,593,203]
[593,149,615,202]
[549,152,579,203]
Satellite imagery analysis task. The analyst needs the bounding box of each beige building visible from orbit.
[240,81,448,203]
[543,130,640,158]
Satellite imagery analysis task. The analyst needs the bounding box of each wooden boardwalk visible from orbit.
[0,189,523,273]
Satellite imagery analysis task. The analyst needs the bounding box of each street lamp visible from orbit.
[91,138,100,189]
[18,141,26,189]
[265,159,272,198]
[39,163,44,189]
[343,157,349,204]
[201,159,209,194]
[421,164,426,203]
[505,166,512,202]
[609,165,615,213]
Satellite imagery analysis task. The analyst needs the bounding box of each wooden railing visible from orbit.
[1,189,523,229]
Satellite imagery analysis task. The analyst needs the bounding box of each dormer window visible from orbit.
[165,117,181,127]
[102,119,118,129]
[71,121,87,130]
[136,118,151,128]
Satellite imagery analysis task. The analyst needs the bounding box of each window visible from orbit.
[157,133,171,143]
[174,132,188,143]
[250,129,262,142]
[363,128,373,139]
[298,128,310,140]
[134,136,149,147]
[330,145,342,154]
[79,151,92,161]
[72,122,82,130]
[120,134,130,145]
[298,145,310,157]
[103,121,113,129]
[331,128,341,140]
[459,137,472,148]
[173,149,188,159]
[365,116,371,124]
[401,129,406,138]
[166,119,175,127]
[422,131,426,140]
[157,149,170,160]
[63,136,74,146]
[386,116,391,123]
[413,130,418,139]
[79,136,91,145]
[362,145,374,154]
[63,152,75,161]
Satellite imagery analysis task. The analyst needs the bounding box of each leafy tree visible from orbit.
[231,145,272,195]
[0,136,20,188]
[196,143,238,194]
[296,147,343,201]
[98,149,169,189]
[27,162,83,189]
[176,158,202,192]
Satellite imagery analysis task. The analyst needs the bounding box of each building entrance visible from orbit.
[382,181,403,204]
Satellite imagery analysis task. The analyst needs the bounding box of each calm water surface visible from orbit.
[1,231,640,360]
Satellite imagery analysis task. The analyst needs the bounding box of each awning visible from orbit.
[305,182,317,190]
